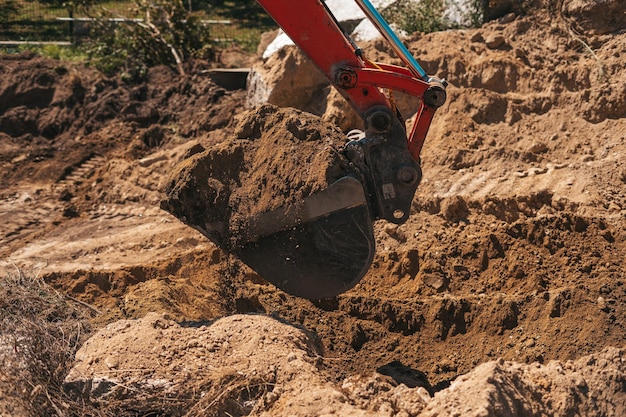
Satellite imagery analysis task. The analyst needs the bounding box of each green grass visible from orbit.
[11,0,68,21]
[19,43,89,60]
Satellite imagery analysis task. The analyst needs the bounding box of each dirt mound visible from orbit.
[65,313,324,415]
[0,53,244,264]
[417,346,626,416]
[562,0,626,35]
[65,312,625,416]
[0,53,241,189]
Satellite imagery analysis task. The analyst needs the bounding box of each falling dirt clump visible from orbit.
[161,103,351,249]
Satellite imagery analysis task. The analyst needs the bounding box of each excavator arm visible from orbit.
[164,0,447,300]
[257,0,446,225]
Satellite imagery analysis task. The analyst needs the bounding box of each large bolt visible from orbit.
[335,67,357,89]
[369,111,391,131]
[397,166,420,186]
[424,85,447,108]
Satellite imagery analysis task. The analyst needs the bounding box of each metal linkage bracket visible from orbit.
[344,106,422,224]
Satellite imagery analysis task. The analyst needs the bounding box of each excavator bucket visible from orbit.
[161,106,379,300]
[162,0,444,300]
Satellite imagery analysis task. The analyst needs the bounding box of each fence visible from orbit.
[0,0,70,44]
[0,1,257,48]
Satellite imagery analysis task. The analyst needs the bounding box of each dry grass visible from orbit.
[72,369,276,416]
[0,264,101,416]
[183,373,275,417]
[0,265,274,416]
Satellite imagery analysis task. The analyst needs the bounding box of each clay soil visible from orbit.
[1,4,626,416]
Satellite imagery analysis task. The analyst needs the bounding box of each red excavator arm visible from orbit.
[257,0,447,161]
[165,1,448,300]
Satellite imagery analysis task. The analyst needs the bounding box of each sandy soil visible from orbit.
[1,2,625,415]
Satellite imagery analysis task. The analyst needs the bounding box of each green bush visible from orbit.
[383,0,458,34]
[86,0,214,81]
[382,0,524,34]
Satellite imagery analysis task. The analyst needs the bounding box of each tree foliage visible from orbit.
[87,0,214,81]
[383,0,459,34]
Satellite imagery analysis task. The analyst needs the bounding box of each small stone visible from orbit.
[104,355,120,369]
[498,12,516,24]
[440,195,469,223]
[529,143,548,154]
[384,224,399,239]
[424,273,449,291]
[470,32,484,42]
[608,203,621,212]
[138,154,167,167]
[416,386,431,402]
[485,35,505,49]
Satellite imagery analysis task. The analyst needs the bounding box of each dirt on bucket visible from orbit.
[161,103,353,249]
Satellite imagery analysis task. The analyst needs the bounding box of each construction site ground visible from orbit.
[1,3,625,416]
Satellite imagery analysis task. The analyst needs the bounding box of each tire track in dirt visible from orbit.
[0,154,108,257]
[0,194,56,249]
[57,154,107,189]
[89,203,155,221]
